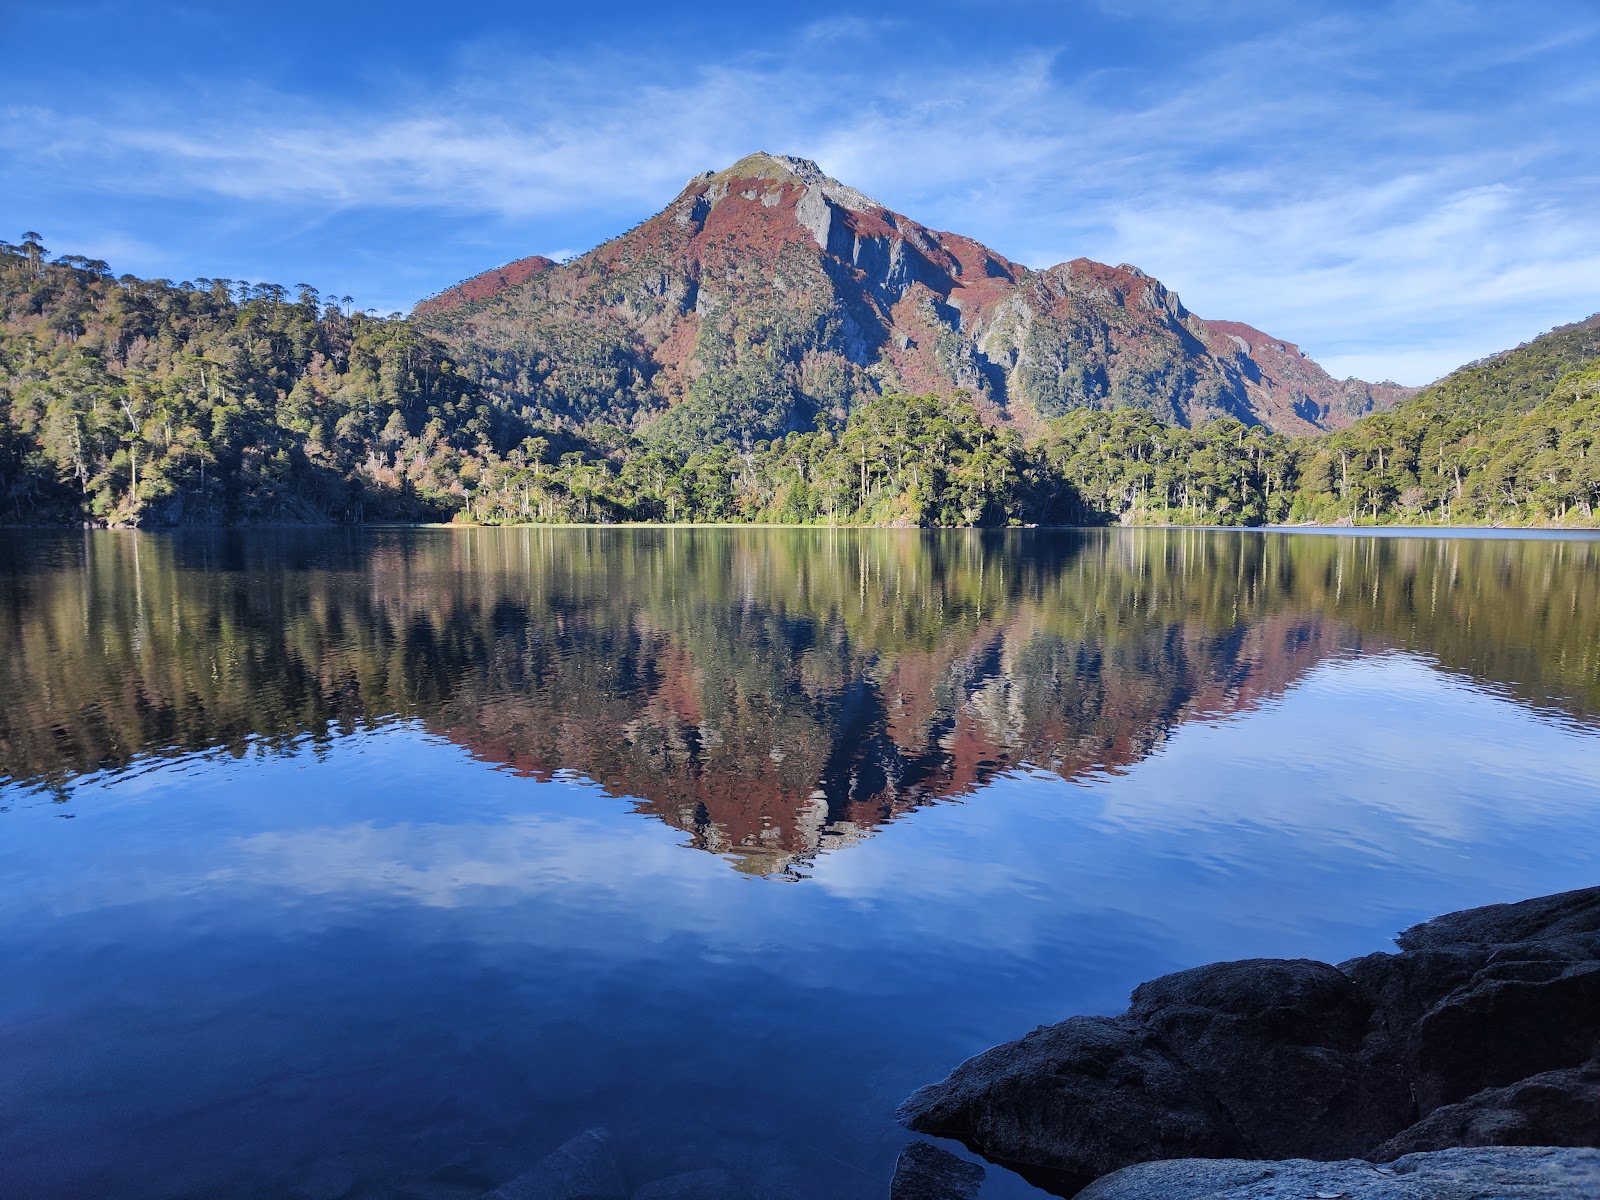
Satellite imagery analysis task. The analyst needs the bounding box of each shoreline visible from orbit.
[5,520,1600,535]
[898,885,1600,1198]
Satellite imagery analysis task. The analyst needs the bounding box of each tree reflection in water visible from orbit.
[2,527,1595,876]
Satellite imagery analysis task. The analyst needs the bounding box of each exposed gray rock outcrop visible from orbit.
[899,887,1600,1196]
[1074,1146,1600,1200]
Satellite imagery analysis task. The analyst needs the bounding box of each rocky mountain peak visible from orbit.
[416,153,1413,441]
[687,151,883,214]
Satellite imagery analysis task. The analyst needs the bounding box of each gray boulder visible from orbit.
[1343,888,1600,1113]
[1370,1060,1600,1160]
[889,1141,984,1200]
[898,961,1408,1190]
[897,1014,1248,1194]
[900,886,1600,1196]
[1388,885,1600,1104]
[1126,958,1410,1157]
[1394,887,1600,950]
[1411,955,1600,1109]
[1075,1146,1600,1200]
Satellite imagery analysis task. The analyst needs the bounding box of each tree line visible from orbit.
[2,238,1596,528]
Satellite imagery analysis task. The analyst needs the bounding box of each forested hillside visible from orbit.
[0,235,1596,528]
[0,234,499,525]
[1040,320,1600,527]
[1288,315,1600,525]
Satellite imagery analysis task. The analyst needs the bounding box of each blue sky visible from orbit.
[3,0,1597,384]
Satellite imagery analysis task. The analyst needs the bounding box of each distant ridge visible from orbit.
[415,254,556,316]
[1398,311,1600,418]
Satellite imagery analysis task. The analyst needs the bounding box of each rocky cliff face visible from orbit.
[414,153,1410,444]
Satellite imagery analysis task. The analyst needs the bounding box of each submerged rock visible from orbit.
[289,1155,357,1200]
[631,1167,739,1200]
[899,886,1600,1196]
[483,1128,627,1200]
[748,1163,809,1199]
[889,1141,985,1200]
[1074,1145,1600,1200]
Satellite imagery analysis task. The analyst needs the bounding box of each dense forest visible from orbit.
[1,237,1596,528]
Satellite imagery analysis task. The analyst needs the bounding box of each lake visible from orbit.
[2,527,1598,1200]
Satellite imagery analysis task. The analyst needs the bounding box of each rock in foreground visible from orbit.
[899,887,1600,1195]
[1075,1145,1600,1200]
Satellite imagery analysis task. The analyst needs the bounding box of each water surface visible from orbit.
[2,528,1598,1199]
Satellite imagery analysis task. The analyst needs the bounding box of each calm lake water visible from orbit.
[3,527,1599,1200]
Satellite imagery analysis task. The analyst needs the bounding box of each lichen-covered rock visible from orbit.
[1074,1146,1600,1200]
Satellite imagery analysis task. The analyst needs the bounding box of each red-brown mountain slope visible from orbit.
[414,254,556,316]
[414,152,1412,443]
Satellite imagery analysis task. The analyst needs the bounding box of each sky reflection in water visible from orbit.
[1,528,1598,1200]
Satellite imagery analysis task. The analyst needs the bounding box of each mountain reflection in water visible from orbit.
[2,528,1595,875]
[6,527,1600,1200]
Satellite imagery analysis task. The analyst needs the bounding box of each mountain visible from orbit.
[414,152,1412,445]
[2,227,1588,531]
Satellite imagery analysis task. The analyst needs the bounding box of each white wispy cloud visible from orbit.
[798,15,905,44]
[2,3,1595,381]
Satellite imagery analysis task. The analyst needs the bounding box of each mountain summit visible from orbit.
[695,151,884,211]
[415,154,1411,444]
